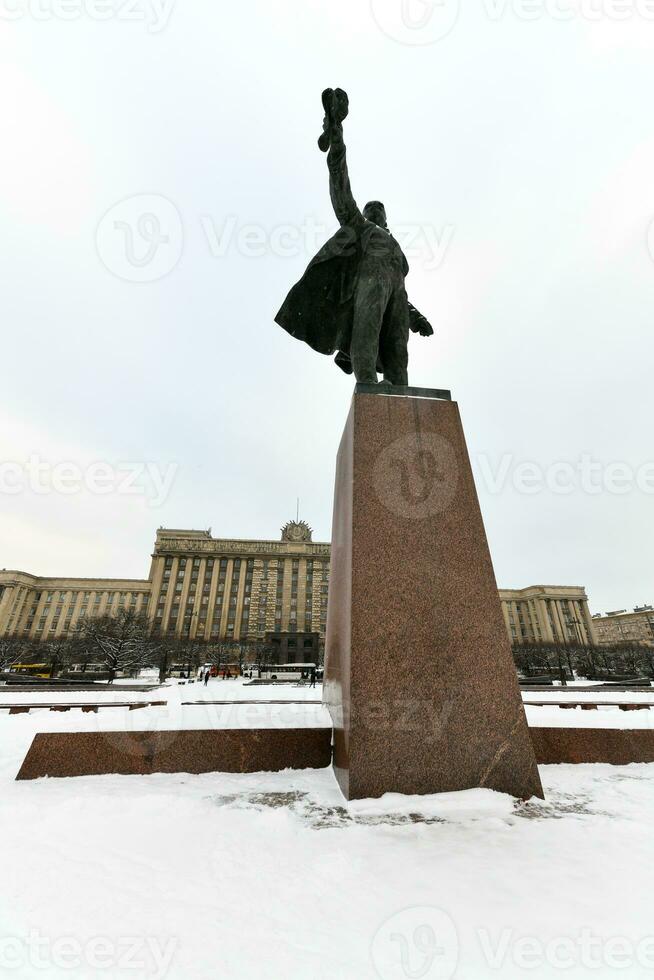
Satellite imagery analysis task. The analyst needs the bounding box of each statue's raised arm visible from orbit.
[318,88,363,229]
[275,87,435,389]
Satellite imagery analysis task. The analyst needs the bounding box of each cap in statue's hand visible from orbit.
[318,88,349,152]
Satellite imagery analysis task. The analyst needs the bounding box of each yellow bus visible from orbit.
[7,663,52,679]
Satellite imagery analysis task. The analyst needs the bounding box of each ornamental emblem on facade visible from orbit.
[281,520,313,543]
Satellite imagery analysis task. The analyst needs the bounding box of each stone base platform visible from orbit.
[15,728,332,780]
[16,724,654,781]
[529,727,654,764]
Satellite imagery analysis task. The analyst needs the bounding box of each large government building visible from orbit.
[0,521,598,649]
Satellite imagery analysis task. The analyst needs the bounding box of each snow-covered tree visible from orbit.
[0,635,23,672]
[148,633,184,684]
[76,609,153,682]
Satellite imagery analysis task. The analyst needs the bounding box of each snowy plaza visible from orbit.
[1,678,654,979]
[4,2,654,977]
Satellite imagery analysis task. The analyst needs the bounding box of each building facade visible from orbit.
[0,571,150,642]
[499,585,597,646]
[591,606,654,647]
[265,632,321,664]
[147,523,330,642]
[0,522,596,649]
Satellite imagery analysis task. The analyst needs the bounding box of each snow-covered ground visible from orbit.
[1,678,652,775]
[1,762,654,978]
[2,678,654,978]
[523,683,654,729]
[0,675,321,705]
[0,678,329,784]
[525,704,654,728]
[523,689,654,704]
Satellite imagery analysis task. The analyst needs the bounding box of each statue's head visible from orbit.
[363,201,387,229]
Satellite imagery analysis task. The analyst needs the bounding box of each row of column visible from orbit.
[150,554,329,641]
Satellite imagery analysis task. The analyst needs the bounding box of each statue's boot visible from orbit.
[318,87,349,152]
[355,377,393,390]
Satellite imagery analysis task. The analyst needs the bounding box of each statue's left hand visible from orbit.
[408,303,435,337]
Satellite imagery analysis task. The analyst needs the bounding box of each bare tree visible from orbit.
[513,639,654,682]
[574,644,604,681]
[76,610,152,683]
[0,635,24,672]
[39,635,74,679]
[608,641,653,679]
[203,640,228,676]
[639,646,654,679]
[512,641,576,683]
[175,636,205,678]
[253,640,276,677]
[148,633,184,684]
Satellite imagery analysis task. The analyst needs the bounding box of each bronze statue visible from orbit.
[275,88,434,388]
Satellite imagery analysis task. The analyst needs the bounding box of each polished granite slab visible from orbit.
[16,728,332,779]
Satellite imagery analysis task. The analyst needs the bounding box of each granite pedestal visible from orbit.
[16,728,332,779]
[323,386,544,801]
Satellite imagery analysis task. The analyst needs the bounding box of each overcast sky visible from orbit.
[1,1,654,614]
